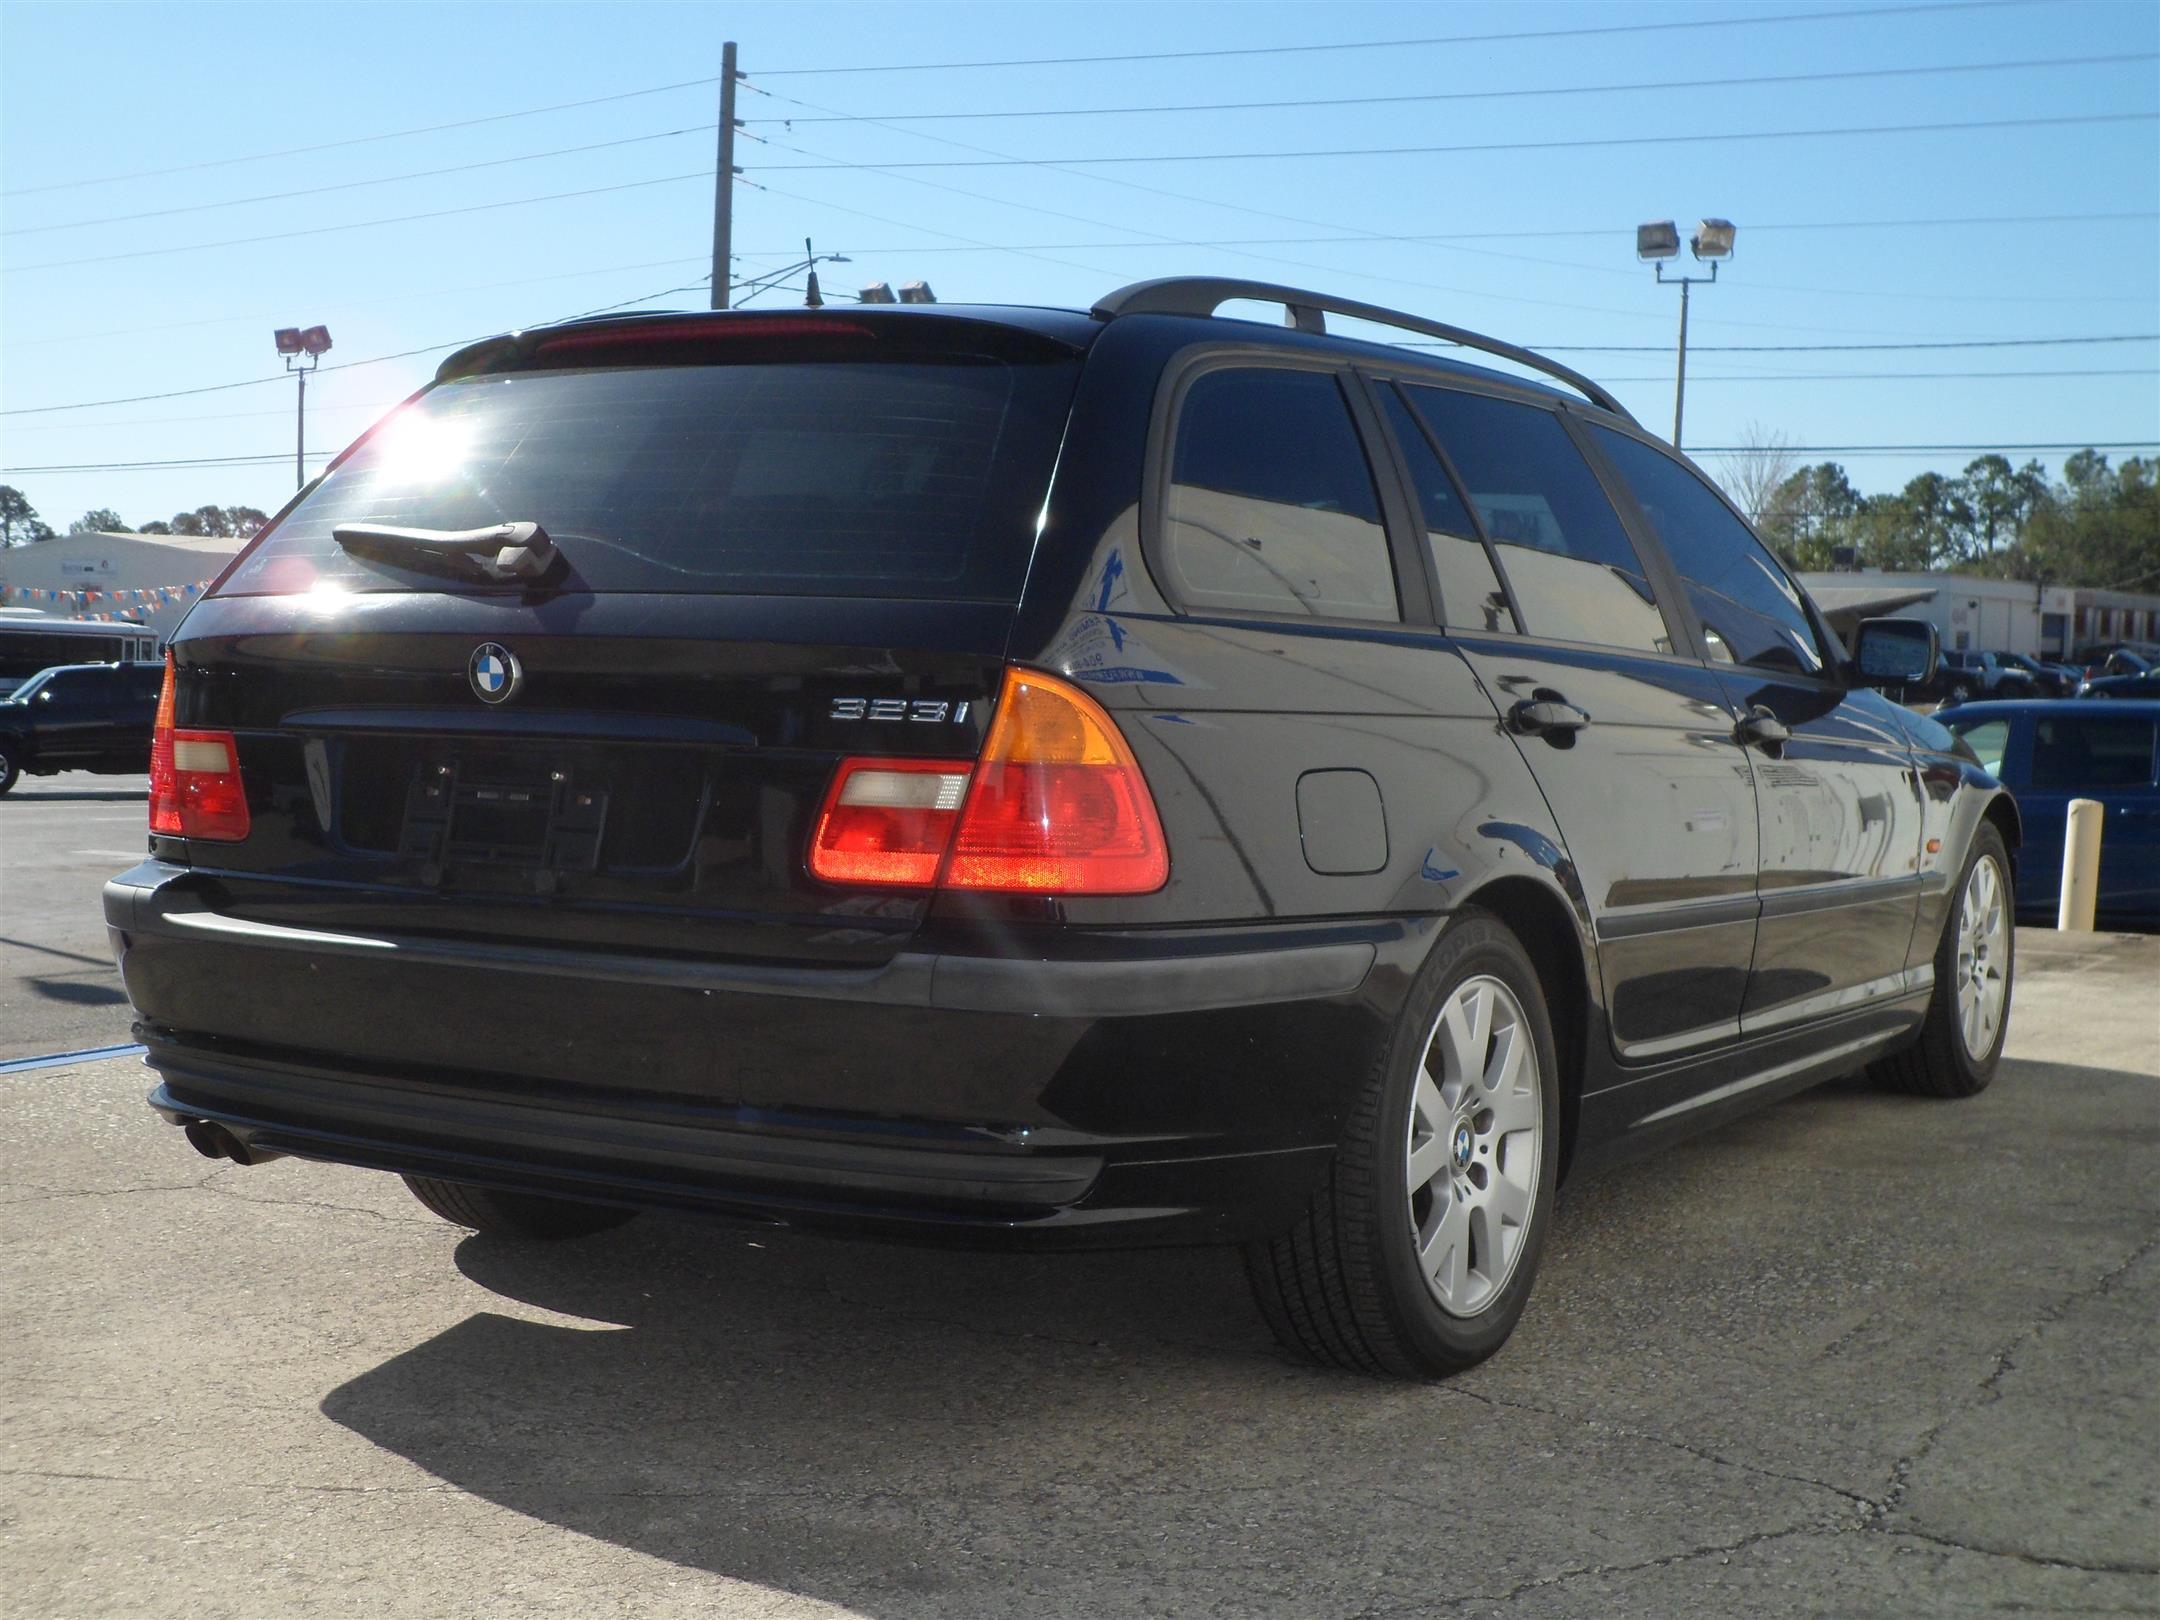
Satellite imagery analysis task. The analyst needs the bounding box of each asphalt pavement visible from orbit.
[0,772,149,1061]
[2,779,2156,1618]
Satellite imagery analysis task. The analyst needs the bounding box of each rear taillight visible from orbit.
[148,653,250,842]
[808,758,973,887]
[945,670,1169,895]
[808,668,1168,896]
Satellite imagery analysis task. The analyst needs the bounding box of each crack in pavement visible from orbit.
[1865,1230,2160,1529]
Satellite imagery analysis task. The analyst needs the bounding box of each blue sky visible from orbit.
[2,0,2155,533]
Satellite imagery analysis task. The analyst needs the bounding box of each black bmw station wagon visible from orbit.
[107,279,2018,1377]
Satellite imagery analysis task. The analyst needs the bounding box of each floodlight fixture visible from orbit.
[299,324,333,355]
[897,281,937,305]
[858,282,897,304]
[1636,221,1680,261]
[273,328,304,355]
[1691,219,1736,261]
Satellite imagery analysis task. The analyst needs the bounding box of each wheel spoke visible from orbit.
[1407,1131,1449,1194]
[1484,1166,1532,1231]
[1487,1075,1540,1139]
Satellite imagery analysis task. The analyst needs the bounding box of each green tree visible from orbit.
[0,485,46,547]
[68,508,131,535]
[226,505,269,539]
[136,519,174,535]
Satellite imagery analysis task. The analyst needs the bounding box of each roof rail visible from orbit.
[1090,276,1634,423]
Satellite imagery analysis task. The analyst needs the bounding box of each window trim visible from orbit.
[1140,343,1435,629]
[1366,369,1697,661]
[1356,372,1528,636]
[1575,414,1842,682]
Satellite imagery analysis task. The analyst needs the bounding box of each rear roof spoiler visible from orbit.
[1091,276,1634,422]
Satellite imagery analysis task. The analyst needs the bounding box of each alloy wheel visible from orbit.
[1405,974,1543,1318]
[1955,853,2010,1060]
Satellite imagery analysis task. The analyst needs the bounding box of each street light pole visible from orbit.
[1636,219,1734,451]
[272,326,332,491]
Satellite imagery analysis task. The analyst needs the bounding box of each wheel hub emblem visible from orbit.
[468,643,521,705]
[1451,1122,1475,1171]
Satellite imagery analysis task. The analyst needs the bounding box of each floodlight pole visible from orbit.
[711,41,739,309]
[1654,259,1718,449]
[282,351,321,491]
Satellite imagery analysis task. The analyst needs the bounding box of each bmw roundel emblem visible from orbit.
[468,643,521,705]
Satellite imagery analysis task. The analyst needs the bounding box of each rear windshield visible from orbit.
[218,355,1080,600]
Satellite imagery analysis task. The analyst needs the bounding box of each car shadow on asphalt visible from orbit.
[2,789,147,802]
[310,1059,2115,1611]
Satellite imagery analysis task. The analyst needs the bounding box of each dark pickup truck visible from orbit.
[0,661,164,794]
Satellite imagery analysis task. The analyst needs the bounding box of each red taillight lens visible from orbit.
[147,653,250,842]
[805,669,1170,895]
[808,758,974,887]
[945,670,1169,895]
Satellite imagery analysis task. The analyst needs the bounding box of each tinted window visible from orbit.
[1163,367,1398,621]
[1404,386,1670,652]
[1376,385,1517,634]
[221,356,1079,600]
[1591,427,1824,674]
[1944,716,2012,776]
[2030,715,2158,790]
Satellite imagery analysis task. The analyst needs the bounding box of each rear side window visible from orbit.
[2030,715,2158,790]
[1403,386,1671,653]
[1162,366,1399,622]
[1945,716,2012,776]
[1375,385,1518,634]
[1590,428,1825,674]
[219,355,1079,600]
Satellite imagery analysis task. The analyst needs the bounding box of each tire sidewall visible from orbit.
[1370,913,1563,1367]
[1937,825,2015,1082]
[0,745,18,795]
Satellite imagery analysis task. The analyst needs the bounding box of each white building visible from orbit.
[1797,570,2160,659]
[0,529,242,640]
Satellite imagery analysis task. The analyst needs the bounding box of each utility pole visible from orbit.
[295,365,308,490]
[711,41,739,309]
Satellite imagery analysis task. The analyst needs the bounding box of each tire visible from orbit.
[1245,909,1563,1379]
[1871,823,2014,1099]
[0,744,18,796]
[401,1175,637,1239]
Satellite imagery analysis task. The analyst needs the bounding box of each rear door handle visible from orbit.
[1508,698,1592,737]
[1735,707,1791,752]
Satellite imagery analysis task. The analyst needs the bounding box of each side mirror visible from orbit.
[1852,617,1938,689]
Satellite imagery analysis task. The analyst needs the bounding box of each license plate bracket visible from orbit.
[398,759,609,873]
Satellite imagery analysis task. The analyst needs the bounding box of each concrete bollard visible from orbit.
[2057,798,2104,932]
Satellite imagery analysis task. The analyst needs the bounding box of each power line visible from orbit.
[751,1,2056,74]
[1689,441,2156,453]
[744,89,2156,310]
[1,78,717,199]
[1447,335,2159,354]
[751,111,2159,170]
[1595,368,2156,381]
[4,125,718,238]
[0,342,469,415]
[745,83,2145,340]
[14,438,2155,480]
[745,52,2150,123]
[731,212,2155,252]
[2,170,713,275]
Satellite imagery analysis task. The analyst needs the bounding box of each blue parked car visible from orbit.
[1940,699,2160,927]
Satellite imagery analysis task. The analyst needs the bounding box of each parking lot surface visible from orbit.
[4,904,2155,1618]
[0,774,149,1062]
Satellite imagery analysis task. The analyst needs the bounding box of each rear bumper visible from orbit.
[109,861,1417,1244]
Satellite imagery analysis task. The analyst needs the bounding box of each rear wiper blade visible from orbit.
[331,520,556,581]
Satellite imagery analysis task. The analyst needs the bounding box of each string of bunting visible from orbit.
[0,579,213,622]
